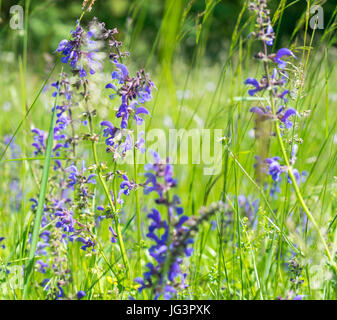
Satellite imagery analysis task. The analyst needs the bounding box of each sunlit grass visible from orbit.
[0,0,337,300]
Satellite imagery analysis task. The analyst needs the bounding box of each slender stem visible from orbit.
[261,33,336,271]
[274,123,334,266]
[22,70,62,299]
[85,105,130,277]
[91,139,130,277]
[95,237,121,283]
[23,0,31,75]
[133,148,142,277]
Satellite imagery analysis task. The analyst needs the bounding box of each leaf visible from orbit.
[22,89,59,298]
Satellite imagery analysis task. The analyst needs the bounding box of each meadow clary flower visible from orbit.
[144,151,177,200]
[287,169,301,185]
[264,157,284,182]
[31,128,47,155]
[56,285,65,299]
[133,103,150,126]
[77,291,86,299]
[250,106,274,121]
[135,152,192,300]
[55,209,76,233]
[117,174,136,204]
[115,99,150,129]
[29,198,38,210]
[273,48,296,69]
[135,131,146,154]
[114,61,129,81]
[116,99,129,129]
[56,23,102,76]
[236,195,260,222]
[279,108,298,129]
[100,121,119,147]
[36,260,48,273]
[245,78,263,96]
[105,81,118,100]
[76,237,95,251]
[138,85,153,104]
[66,163,96,190]
[279,89,290,103]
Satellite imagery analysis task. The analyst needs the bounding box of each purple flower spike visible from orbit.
[274,48,296,69]
[136,152,192,299]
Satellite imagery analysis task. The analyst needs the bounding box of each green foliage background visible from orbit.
[1,0,336,65]
[1,0,337,300]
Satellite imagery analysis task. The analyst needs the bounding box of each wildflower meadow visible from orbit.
[1,0,337,303]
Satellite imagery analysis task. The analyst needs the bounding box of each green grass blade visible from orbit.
[22,90,59,299]
[0,62,57,163]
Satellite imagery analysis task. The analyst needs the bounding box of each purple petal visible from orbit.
[282,108,297,121]
[250,107,265,115]
[100,121,114,130]
[135,107,149,115]
[275,48,296,60]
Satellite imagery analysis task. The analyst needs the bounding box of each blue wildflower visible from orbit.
[245,78,264,96]
[77,290,86,299]
[36,260,49,274]
[273,48,296,69]
[264,157,284,182]
[135,152,192,299]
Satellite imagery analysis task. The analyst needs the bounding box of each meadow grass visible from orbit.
[0,0,337,300]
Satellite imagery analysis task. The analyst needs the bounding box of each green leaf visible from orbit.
[22,90,58,299]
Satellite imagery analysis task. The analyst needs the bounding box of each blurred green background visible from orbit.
[0,0,337,300]
[0,0,336,69]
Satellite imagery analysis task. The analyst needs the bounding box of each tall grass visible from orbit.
[0,0,337,300]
